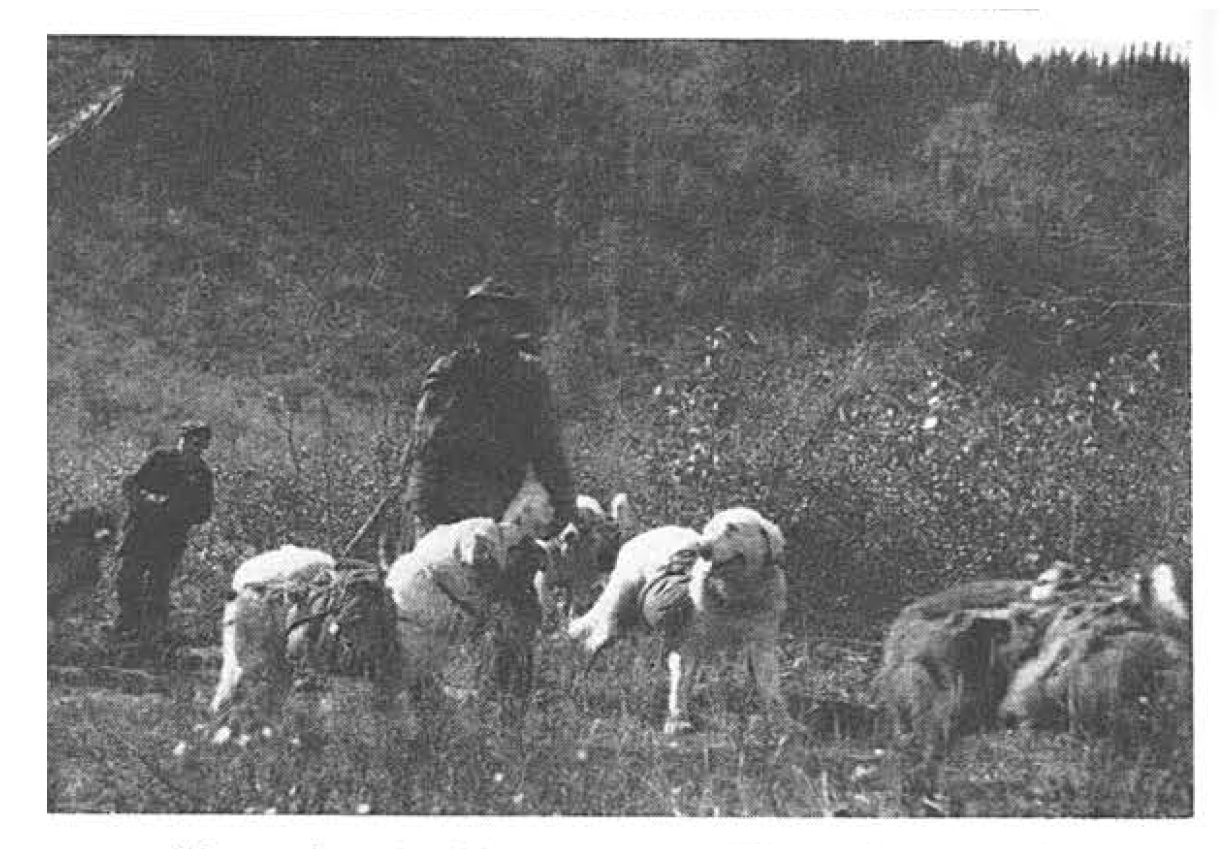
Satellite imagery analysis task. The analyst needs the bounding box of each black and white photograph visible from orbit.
[40,5,1216,831]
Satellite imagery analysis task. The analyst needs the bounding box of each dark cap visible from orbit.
[179,420,212,440]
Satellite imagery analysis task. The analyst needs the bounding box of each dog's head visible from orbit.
[502,476,555,543]
[573,493,638,569]
[689,507,786,614]
[536,493,637,616]
[454,520,510,581]
[695,507,785,571]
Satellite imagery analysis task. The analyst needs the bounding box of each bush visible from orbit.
[567,284,1189,623]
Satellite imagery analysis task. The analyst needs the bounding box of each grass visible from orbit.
[47,587,1192,816]
[43,332,1191,818]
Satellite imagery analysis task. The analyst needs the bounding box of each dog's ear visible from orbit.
[472,533,499,569]
[610,493,637,539]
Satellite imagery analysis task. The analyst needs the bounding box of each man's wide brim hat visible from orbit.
[180,420,212,439]
[458,278,531,320]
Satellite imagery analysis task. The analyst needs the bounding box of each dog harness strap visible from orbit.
[284,608,330,637]
[430,569,488,623]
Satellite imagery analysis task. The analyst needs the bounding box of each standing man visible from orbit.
[400,278,576,548]
[397,278,576,700]
[114,420,214,655]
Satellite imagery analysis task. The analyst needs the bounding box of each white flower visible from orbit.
[172,741,190,758]
[851,764,877,781]
[493,772,505,784]
[356,803,372,815]
[210,726,232,746]
[922,416,939,431]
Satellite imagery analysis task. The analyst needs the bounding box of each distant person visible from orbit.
[114,420,214,653]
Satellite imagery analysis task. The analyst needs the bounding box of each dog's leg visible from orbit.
[746,629,803,739]
[256,599,293,730]
[664,647,698,735]
[212,590,290,736]
[492,600,538,724]
[748,638,786,719]
[210,599,243,715]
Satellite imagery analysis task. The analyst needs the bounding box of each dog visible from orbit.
[567,507,791,735]
[536,492,638,622]
[999,563,1191,733]
[874,605,1033,760]
[501,471,638,625]
[386,516,546,710]
[210,545,342,718]
[872,561,1095,758]
[47,505,116,618]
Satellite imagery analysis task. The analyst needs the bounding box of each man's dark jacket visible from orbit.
[118,447,214,559]
[404,348,575,537]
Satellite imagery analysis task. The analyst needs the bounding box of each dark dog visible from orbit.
[875,606,1032,759]
[999,565,1191,733]
[47,506,116,617]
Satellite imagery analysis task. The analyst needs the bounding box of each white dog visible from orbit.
[567,507,791,735]
[210,545,340,717]
[386,516,544,706]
